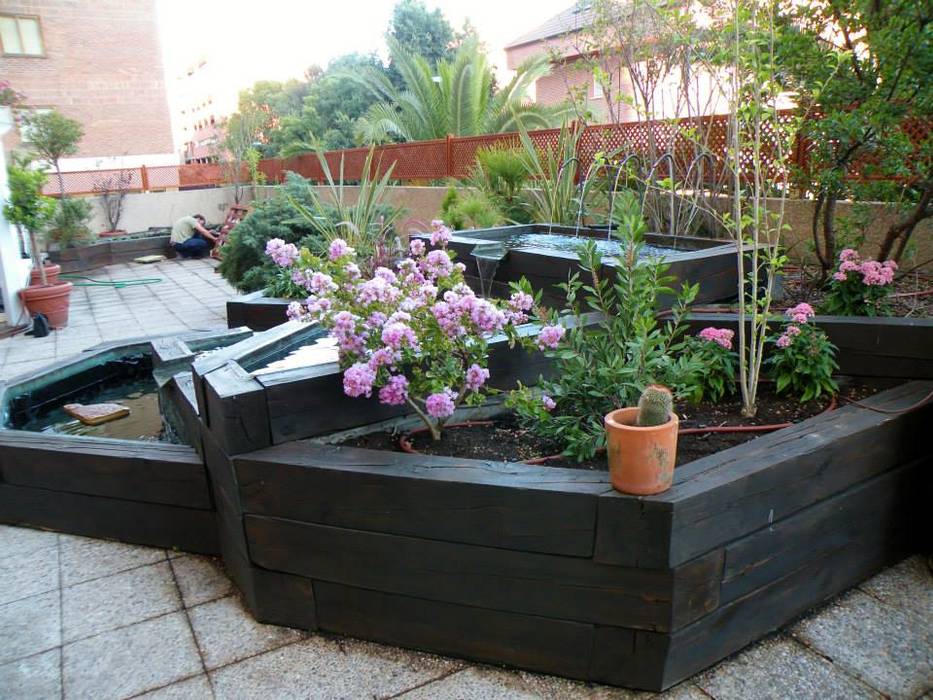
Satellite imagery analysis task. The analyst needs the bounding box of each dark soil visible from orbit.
[781,265,932,318]
[340,381,884,470]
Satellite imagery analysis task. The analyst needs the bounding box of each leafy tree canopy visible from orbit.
[385,0,456,84]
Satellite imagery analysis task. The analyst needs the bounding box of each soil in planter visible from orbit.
[340,382,884,470]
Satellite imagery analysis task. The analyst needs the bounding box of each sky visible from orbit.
[155,0,571,101]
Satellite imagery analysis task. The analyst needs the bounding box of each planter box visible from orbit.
[0,328,251,554]
[199,380,929,691]
[684,314,933,379]
[49,233,174,273]
[226,290,292,331]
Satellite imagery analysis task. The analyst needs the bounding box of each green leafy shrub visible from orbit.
[681,328,737,403]
[767,303,838,402]
[440,189,503,230]
[218,173,324,293]
[48,197,93,248]
[469,146,532,224]
[507,214,705,461]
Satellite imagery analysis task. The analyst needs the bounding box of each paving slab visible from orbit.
[170,555,233,608]
[59,534,166,587]
[696,636,881,700]
[62,611,203,700]
[0,544,59,606]
[187,594,305,670]
[0,524,58,559]
[859,555,933,622]
[399,664,635,699]
[0,590,61,665]
[135,673,213,699]
[0,648,61,700]
[792,590,933,699]
[210,634,462,699]
[62,561,180,643]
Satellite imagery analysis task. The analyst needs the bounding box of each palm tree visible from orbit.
[349,38,562,143]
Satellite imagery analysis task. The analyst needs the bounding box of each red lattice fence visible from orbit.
[46,113,929,197]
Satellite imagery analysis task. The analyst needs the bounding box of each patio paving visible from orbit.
[0,525,929,699]
[0,257,931,698]
[0,258,235,381]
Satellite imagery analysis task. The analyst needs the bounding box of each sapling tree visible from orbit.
[92,169,134,232]
[21,110,83,198]
[3,157,56,284]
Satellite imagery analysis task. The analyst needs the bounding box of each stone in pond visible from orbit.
[63,403,130,426]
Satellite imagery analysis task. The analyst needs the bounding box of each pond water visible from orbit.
[490,232,675,258]
[251,335,340,375]
[18,378,165,442]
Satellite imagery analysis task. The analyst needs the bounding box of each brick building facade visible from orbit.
[0,0,176,170]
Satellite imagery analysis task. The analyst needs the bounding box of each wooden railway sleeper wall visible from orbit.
[186,319,931,691]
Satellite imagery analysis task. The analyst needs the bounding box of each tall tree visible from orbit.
[776,0,932,272]
[22,110,83,197]
[385,0,455,85]
[350,38,561,143]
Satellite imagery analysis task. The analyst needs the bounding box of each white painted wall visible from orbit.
[59,152,180,173]
[0,107,33,326]
[83,186,252,234]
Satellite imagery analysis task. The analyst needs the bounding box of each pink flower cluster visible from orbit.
[697,327,734,350]
[776,303,815,348]
[833,249,897,286]
[265,238,299,267]
[536,324,566,350]
[266,230,529,431]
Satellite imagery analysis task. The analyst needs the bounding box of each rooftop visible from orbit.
[504,3,596,49]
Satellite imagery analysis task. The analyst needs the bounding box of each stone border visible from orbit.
[226,290,292,331]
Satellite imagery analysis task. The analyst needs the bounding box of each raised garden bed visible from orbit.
[48,230,174,273]
[0,327,251,554]
[188,320,929,691]
[226,290,292,331]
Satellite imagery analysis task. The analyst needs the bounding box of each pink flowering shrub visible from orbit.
[822,249,897,316]
[269,219,541,440]
[767,304,838,402]
[683,327,737,402]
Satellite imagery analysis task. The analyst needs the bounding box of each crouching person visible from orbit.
[171,214,217,258]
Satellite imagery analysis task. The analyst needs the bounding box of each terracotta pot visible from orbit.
[19,281,74,328]
[29,263,61,286]
[98,229,127,238]
[604,407,679,495]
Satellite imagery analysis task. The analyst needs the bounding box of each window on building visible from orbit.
[593,76,604,99]
[0,15,44,56]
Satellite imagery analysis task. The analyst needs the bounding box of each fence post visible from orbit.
[445,134,453,179]
[140,165,149,193]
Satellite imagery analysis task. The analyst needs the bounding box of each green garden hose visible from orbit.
[60,275,163,289]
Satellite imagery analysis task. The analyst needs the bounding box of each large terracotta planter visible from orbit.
[605,407,679,495]
[19,281,74,328]
[29,263,62,286]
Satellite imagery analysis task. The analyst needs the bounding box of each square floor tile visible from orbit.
[210,635,460,699]
[63,612,202,700]
[63,561,180,643]
[188,595,304,670]
[136,673,213,699]
[0,648,61,700]
[696,636,882,700]
[399,665,634,699]
[171,555,233,608]
[792,590,933,699]
[0,591,61,665]
[0,525,58,559]
[59,534,165,586]
[0,545,59,606]
[859,555,933,622]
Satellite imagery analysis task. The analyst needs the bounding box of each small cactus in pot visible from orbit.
[635,385,673,427]
[604,384,679,495]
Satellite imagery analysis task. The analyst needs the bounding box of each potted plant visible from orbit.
[605,385,679,495]
[4,158,74,328]
[93,169,133,237]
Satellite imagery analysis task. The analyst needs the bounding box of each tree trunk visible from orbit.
[877,182,932,262]
[54,161,65,199]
